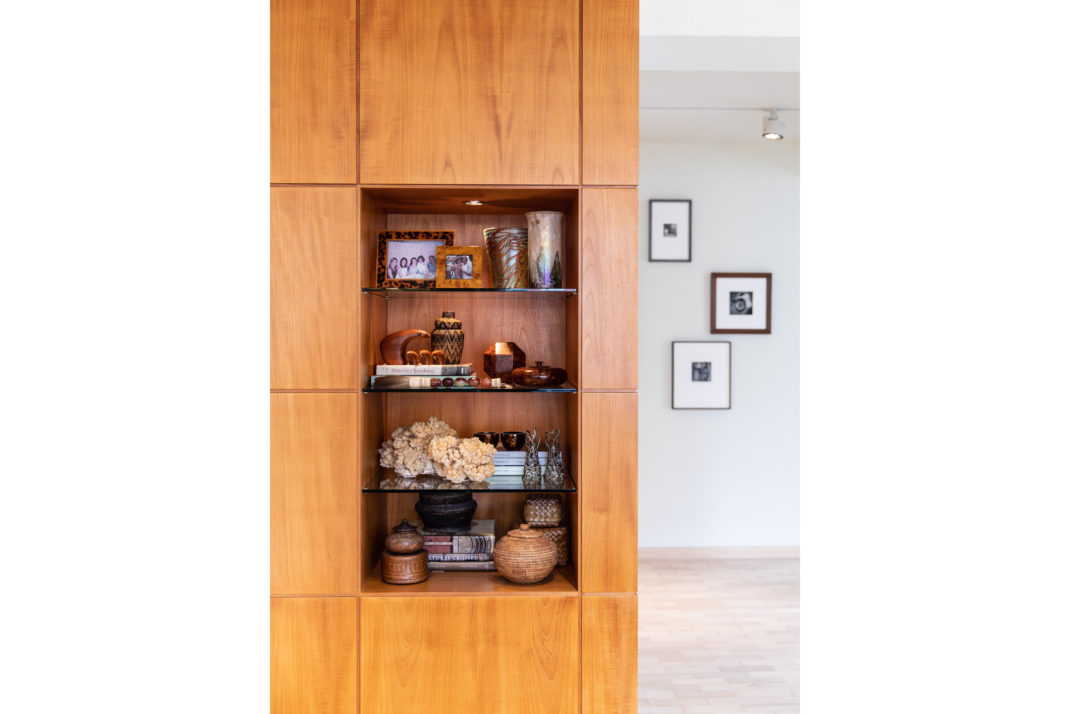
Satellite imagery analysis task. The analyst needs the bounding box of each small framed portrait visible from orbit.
[649,199,691,262]
[672,341,731,409]
[376,231,454,288]
[435,246,483,288]
[710,273,772,334]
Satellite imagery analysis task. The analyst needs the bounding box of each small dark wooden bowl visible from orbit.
[500,431,527,451]
[474,431,500,447]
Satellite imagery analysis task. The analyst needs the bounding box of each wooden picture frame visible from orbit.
[435,246,482,288]
[710,273,772,334]
[376,231,454,288]
[649,199,692,262]
[672,341,731,409]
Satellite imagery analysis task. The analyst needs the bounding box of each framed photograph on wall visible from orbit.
[376,231,454,288]
[710,273,772,334]
[672,341,731,409]
[649,199,691,262]
[435,246,482,288]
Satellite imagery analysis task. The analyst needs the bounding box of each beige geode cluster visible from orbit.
[428,436,497,484]
[378,417,457,478]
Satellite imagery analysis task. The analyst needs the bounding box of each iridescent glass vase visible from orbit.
[525,211,564,289]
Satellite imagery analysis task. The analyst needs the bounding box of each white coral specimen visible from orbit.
[428,435,497,484]
[379,416,457,478]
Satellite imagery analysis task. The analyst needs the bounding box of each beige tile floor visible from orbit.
[638,550,800,714]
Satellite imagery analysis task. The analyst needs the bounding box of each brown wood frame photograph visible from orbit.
[435,246,483,289]
[376,230,455,288]
[710,272,772,334]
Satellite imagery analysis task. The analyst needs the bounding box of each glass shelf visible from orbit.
[365,470,576,493]
[364,381,576,394]
[363,287,576,299]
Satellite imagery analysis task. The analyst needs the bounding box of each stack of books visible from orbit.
[374,363,473,376]
[488,450,547,486]
[422,519,496,571]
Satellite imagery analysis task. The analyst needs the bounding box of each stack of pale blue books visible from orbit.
[488,450,547,486]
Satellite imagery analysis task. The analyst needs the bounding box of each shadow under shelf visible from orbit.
[365,470,576,493]
[363,381,576,394]
[362,287,576,299]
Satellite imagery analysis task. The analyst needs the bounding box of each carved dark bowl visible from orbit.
[415,491,477,534]
[500,431,527,451]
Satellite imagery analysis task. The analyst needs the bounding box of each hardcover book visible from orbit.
[427,553,492,562]
[427,561,497,571]
[374,363,473,376]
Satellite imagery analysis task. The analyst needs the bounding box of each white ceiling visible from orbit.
[638,17,800,143]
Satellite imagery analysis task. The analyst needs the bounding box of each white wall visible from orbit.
[638,139,799,547]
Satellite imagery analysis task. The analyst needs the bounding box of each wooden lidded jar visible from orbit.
[492,524,558,584]
[385,519,424,554]
[381,519,428,585]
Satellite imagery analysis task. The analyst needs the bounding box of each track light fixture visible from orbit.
[762,109,785,141]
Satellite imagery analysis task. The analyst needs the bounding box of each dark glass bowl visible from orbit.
[500,431,527,451]
[474,431,500,447]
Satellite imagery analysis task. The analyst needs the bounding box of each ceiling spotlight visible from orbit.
[762,110,785,141]
[463,200,484,206]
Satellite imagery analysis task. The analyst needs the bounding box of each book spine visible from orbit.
[424,544,452,554]
[374,364,472,376]
[422,534,452,543]
[452,535,495,554]
[427,561,497,571]
[427,553,492,562]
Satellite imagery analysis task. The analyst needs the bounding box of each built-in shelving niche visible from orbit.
[357,186,582,595]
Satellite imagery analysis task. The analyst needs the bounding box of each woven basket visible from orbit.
[523,494,563,527]
[530,526,568,566]
[493,524,558,584]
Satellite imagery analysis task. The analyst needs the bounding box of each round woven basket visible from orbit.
[523,495,563,527]
[493,524,557,584]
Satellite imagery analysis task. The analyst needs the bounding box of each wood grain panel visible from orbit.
[361,597,579,714]
[271,393,359,594]
[384,392,572,442]
[581,0,639,186]
[580,189,637,390]
[582,595,637,714]
[271,187,358,390]
[271,0,357,183]
[362,565,577,596]
[384,295,568,368]
[271,597,358,713]
[359,0,579,184]
[581,392,637,593]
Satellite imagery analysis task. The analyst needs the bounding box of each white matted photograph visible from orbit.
[711,272,772,333]
[672,341,731,409]
[649,199,692,261]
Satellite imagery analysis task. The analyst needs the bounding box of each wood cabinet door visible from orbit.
[271,597,358,714]
[361,596,579,714]
[582,595,637,714]
[271,0,357,183]
[271,187,358,390]
[271,393,359,595]
[581,188,638,390]
[581,392,638,593]
[359,0,579,185]
[582,0,638,186]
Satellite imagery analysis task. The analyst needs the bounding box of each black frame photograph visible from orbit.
[672,341,731,409]
[649,199,692,262]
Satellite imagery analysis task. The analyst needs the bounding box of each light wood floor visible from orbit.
[638,550,800,713]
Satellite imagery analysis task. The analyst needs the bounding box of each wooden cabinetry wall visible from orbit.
[271,0,637,712]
